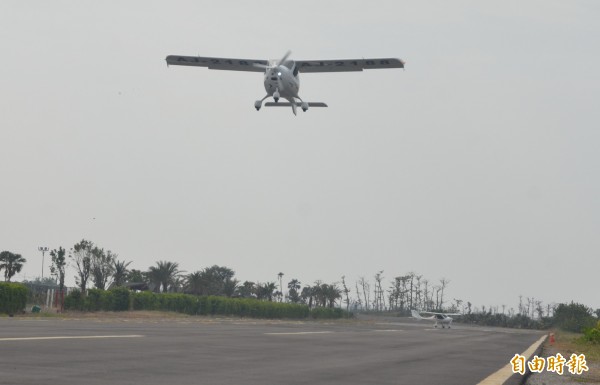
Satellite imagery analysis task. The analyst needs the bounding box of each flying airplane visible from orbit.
[411,309,462,329]
[165,51,404,115]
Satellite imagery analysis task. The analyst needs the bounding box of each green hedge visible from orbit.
[64,287,131,312]
[64,290,353,319]
[130,293,311,319]
[0,282,28,315]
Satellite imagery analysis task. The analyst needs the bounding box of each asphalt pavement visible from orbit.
[0,315,544,385]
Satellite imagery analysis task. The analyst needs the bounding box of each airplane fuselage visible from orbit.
[263,62,300,99]
[434,314,453,328]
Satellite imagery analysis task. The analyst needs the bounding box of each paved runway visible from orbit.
[0,315,543,385]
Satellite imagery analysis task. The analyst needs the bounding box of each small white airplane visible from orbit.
[165,51,404,115]
[411,309,461,329]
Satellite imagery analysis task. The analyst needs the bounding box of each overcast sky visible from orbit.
[1,0,598,311]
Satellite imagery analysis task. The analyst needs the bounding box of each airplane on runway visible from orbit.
[165,51,404,115]
[411,309,462,329]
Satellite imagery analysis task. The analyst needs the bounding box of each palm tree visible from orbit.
[300,286,314,308]
[237,281,256,298]
[323,283,342,308]
[0,251,26,282]
[257,282,277,301]
[148,261,180,293]
[185,271,203,295]
[197,265,236,296]
[223,278,239,297]
[312,282,327,307]
[287,279,301,303]
[112,260,131,287]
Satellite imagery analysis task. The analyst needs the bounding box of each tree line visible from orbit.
[5,241,599,326]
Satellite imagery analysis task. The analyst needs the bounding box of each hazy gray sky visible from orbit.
[2,0,598,310]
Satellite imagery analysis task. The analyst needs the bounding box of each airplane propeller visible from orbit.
[253,50,292,70]
[277,50,291,66]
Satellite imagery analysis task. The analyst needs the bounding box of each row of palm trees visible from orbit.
[119,261,342,308]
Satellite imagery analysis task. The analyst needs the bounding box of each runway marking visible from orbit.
[265,331,333,335]
[476,334,547,385]
[0,335,144,342]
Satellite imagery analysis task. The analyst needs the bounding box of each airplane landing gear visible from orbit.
[255,95,269,111]
[273,89,280,103]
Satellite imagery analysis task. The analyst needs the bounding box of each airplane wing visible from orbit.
[296,58,404,73]
[165,55,268,72]
[421,311,462,316]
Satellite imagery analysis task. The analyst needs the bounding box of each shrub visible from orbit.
[0,282,28,315]
[85,289,107,311]
[64,289,84,310]
[64,288,128,312]
[111,287,130,311]
[132,291,158,310]
[553,302,596,333]
[582,321,600,344]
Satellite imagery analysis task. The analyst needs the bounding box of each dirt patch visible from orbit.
[527,331,600,385]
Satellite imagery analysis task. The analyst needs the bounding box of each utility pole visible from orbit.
[277,272,284,302]
[38,246,49,279]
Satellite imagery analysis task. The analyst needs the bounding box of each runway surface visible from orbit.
[0,315,543,385]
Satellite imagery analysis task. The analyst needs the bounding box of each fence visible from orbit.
[21,282,75,311]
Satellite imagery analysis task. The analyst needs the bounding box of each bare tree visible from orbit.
[415,275,422,310]
[50,247,66,310]
[438,278,450,310]
[358,277,370,311]
[91,248,116,290]
[341,276,351,311]
[422,279,429,310]
[354,282,363,310]
[70,239,93,294]
[407,272,415,310]
[374,271,385,311]
[433,285,441,310]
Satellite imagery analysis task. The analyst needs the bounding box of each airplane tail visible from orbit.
[411,310,423,320]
